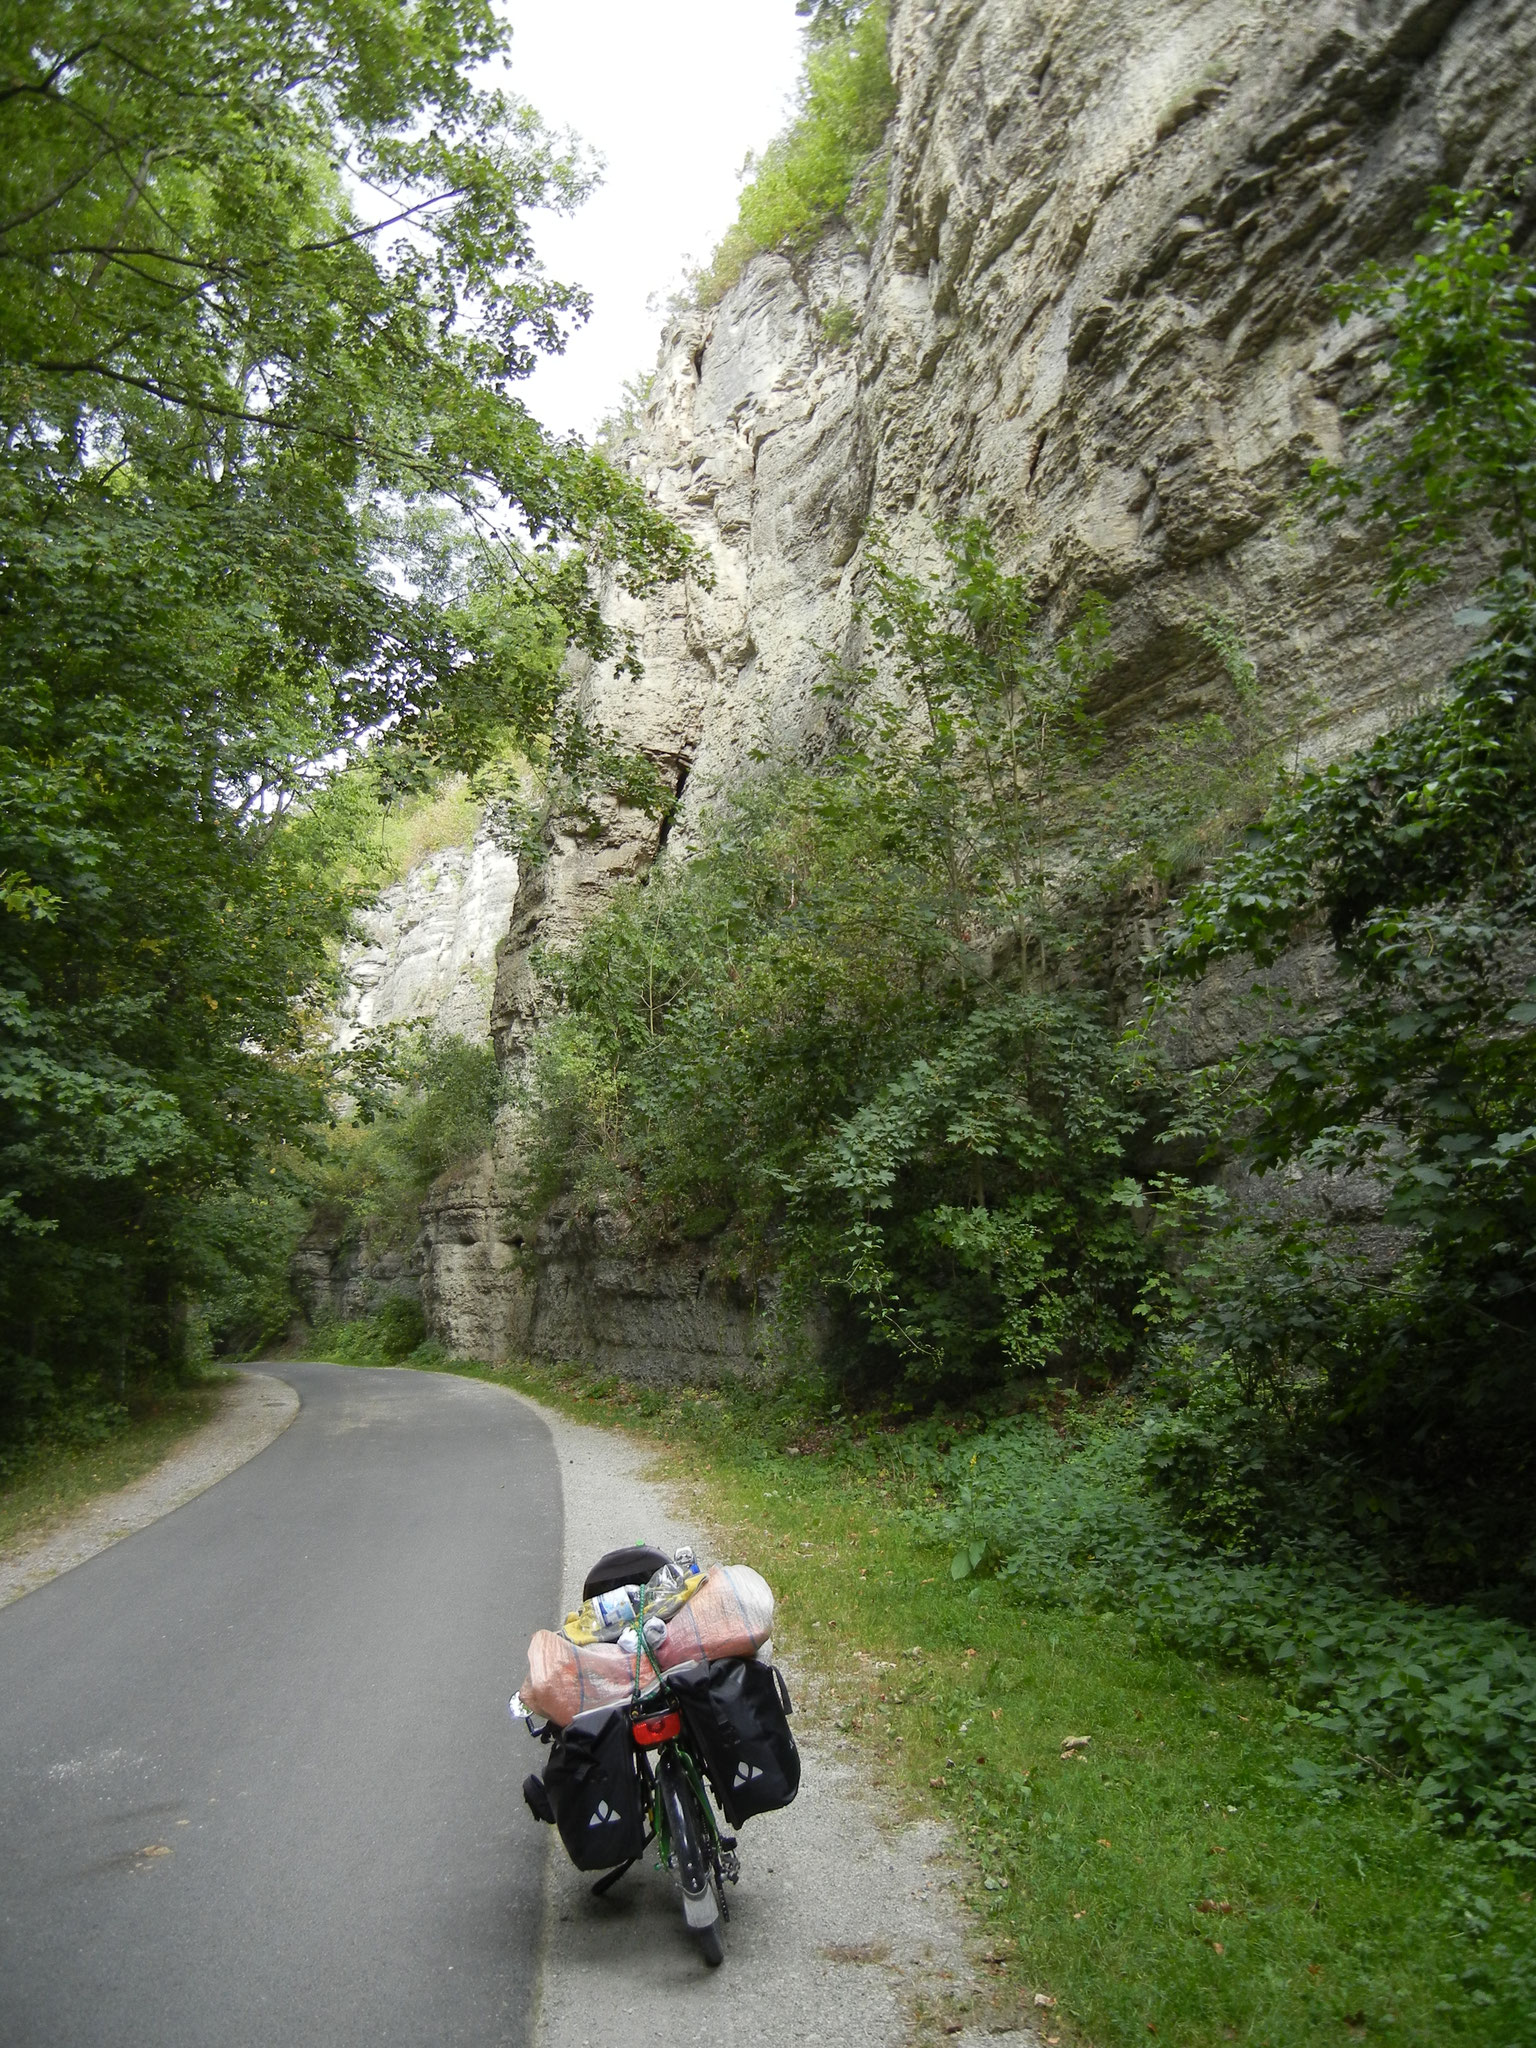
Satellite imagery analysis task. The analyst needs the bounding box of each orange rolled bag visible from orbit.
[520,1631,662,1726]
[518,1562,775,1725]
[654,1564,774,1669]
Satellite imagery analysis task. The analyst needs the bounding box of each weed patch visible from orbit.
[290,1312,446,1370]
[933,1414,1536,1850]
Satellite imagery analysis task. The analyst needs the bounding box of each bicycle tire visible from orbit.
[655,1751,724,1967]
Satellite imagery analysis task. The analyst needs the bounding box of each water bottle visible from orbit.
[562,1583,644,1645]
[592,1585,640,1633]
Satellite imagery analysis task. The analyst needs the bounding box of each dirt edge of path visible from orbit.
[0,1370,299,1609]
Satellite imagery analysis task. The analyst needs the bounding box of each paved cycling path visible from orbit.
[0,1362,561,2048]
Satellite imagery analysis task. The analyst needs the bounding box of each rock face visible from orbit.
[290,816,518,1328]
[423,0,1536,1370]
[290,1221,419,1328]
[337,822,519,1052]
[419,1176,780,1378]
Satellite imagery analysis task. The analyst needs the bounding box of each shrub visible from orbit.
[782,992,1151,1391]
[1147,194,1536,1606]
[523,837,1155,1396]
[514,521,1262,1398]
[520,761,967,1262]
[692,3,894,305]
[303,1310,439,1368]
[373,1295,428,1361]
[934,1409,1536,1850]
[317,1025,505,1247]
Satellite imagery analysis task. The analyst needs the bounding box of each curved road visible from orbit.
[0,1362,562,2048]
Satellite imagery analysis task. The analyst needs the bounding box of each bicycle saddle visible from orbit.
[582,1544,673,1600]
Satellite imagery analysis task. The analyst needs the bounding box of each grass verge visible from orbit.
[0,1378,228,1558]
[304,1329,1536,2048]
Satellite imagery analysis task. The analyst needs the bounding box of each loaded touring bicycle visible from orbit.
[513,1544,800,1967]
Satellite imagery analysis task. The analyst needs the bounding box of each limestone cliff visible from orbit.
[422,0,1536,1371]
[291,816,518,1327]
[334,822,519,1053]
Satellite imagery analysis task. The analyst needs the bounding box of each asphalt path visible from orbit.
[0,1362,562,2048]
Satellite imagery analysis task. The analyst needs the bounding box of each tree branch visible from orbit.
[0,43,107,105]
[0,146,118,238]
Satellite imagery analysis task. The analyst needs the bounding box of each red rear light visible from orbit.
[631,1709,682,1748]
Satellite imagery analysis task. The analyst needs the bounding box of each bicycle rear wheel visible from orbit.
[655,1750,724,1967]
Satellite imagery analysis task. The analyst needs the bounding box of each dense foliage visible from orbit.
[1147,196,1536,1609]
[935,1409,1536,1854]
[515,525,1252,1395]
[691,1,894,306]
[318,1023,504,1251]
[0,0,689,1452]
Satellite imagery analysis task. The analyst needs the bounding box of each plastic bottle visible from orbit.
[594,1585,641,1632]
[565,1553,706,1646]
[561,1583,643,1645]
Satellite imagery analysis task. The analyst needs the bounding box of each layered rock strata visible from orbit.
[420,1177,779,1377]
[292,816,518,1327]
[423,0,1536,1371]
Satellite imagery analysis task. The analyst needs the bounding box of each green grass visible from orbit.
[0,1381,226,1556]
[350,1341,1536,2048]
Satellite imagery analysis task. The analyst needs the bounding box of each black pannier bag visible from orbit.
[669,1656,801,1828]
[540,1703,648,1870]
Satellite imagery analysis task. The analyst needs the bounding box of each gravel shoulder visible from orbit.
[513,1391,1040,2048]
[0,1369,299,1610]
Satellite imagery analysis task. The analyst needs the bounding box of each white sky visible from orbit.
[498,2,806,441]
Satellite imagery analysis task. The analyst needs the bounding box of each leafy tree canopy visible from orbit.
[0,0,692,1440]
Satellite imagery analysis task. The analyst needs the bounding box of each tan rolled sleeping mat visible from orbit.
[654,1564,775,1668]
